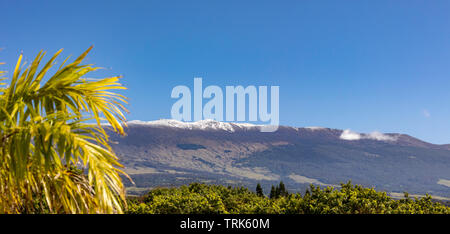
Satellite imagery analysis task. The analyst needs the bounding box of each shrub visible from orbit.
[126,181,450,214]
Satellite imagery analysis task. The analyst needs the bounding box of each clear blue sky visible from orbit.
[1,0,450,143]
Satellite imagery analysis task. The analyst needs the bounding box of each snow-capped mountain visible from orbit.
[126,119,398,142]
[108,119,450,198]
[127,119,262,132]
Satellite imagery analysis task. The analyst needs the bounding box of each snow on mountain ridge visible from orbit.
[304,126,327,131]
[126,120,396,142]
[127,119,262,132]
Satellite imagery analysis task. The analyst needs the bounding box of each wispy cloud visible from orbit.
[423,109,431,118]
[340,129,397,141]
[340,129,362,140]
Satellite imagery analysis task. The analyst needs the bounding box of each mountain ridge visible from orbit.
[122,119,447,148]
[108,119,450,198]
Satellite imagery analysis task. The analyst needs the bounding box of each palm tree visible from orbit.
[0,47,130,213]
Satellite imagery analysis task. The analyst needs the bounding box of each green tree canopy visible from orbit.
[127,182,450,214]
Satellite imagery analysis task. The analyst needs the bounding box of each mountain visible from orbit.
[108,119,450,198]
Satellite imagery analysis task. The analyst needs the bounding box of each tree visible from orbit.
[256,183,264,197]
[0,47,129,213]
[269,185,276,199]
[278,181,288,197]
[126,182,450,214]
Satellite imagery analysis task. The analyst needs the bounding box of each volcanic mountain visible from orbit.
[108,119,450,198]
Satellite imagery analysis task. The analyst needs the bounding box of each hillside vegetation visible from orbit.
[109,123,450,198]
[126,182,450,214]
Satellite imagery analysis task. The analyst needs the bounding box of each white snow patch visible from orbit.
[437,179,450,188]
[127,119,262,132]
[304,126,327,131]
[288,174,334,187]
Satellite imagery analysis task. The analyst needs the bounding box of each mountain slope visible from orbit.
[108,120,450,198]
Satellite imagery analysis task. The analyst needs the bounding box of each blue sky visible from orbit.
[1,0,450,143]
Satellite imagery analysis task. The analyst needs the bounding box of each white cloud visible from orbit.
[340,129,361,140]
[340,129,397,141]
[366,131,396,141]
[423,109,431,118]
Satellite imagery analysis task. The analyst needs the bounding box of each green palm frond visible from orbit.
[0,47,130,213]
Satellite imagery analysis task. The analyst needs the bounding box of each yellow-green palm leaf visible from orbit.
[0,47,129,213]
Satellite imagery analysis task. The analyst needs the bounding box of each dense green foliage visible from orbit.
[126,182,450,214]
[0,48,128,213]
